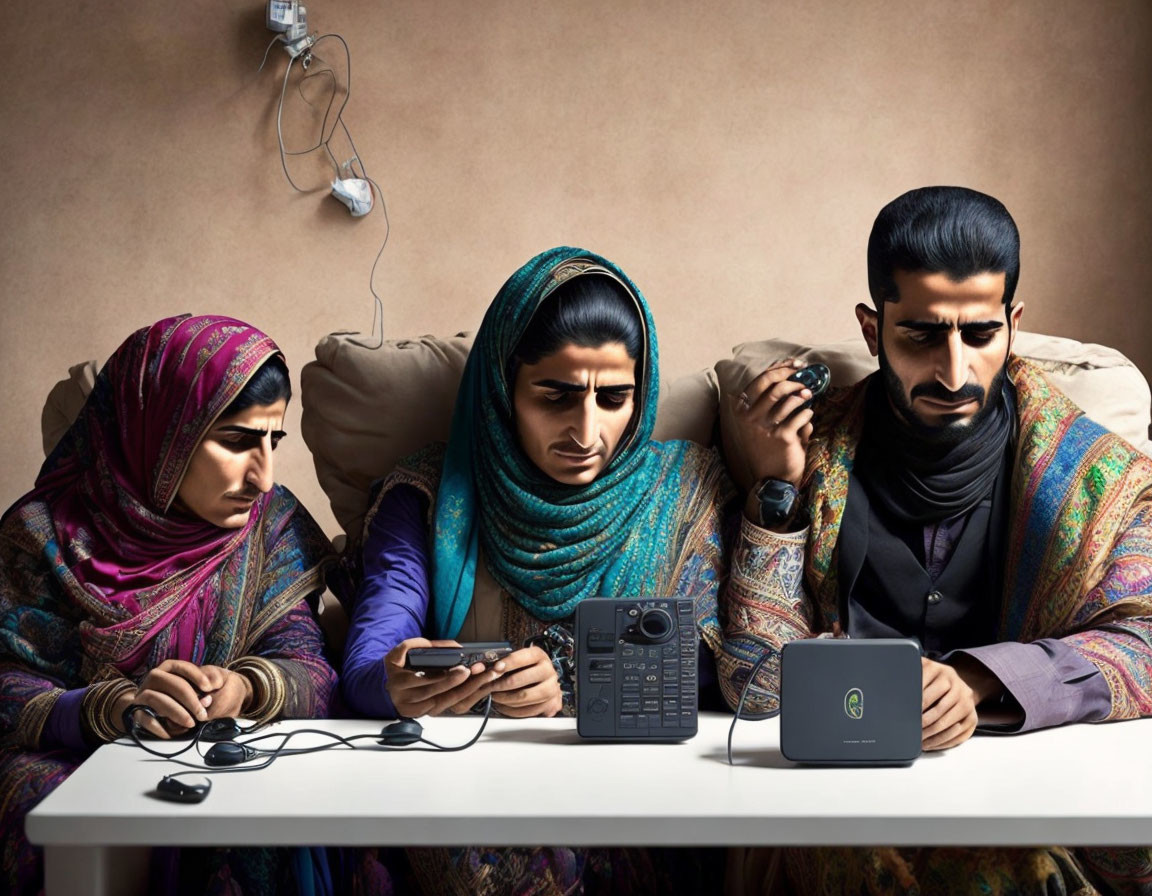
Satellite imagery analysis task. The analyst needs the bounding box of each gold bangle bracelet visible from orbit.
[81,678,137,744]
[226,657,287,724]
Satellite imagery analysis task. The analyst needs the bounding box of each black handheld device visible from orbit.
[154,774,212,804]
[787,362,831,411]
[405,642,514,671]
[575,598,698,741]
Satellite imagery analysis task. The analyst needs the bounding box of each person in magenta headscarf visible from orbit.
[0,314,337,895]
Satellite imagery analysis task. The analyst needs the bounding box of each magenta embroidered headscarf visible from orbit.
[4,314,300,671]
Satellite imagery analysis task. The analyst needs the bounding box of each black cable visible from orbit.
[407,695,494,752]
[239,694,494,756]
[116,705,207,760]
[122,696,495,781]
[150,728,366,775]
[117,705,263,757]
[726,650,781,766]
[234,727,361,752]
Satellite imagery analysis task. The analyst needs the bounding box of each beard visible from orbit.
[878,340,1009,449]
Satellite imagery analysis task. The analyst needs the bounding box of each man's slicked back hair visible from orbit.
[867,186,1020,307]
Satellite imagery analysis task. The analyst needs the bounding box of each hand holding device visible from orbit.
[478,646,563,718]
[195,664,253,721]
[728,359,827,503]
[113,660,255,740]
[112,659,215,738]
[386,638,507,718]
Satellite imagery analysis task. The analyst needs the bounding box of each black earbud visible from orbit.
[200,718,242,742]
[154,775,211,804]
[204,742,260,766]
[378,718,423,746]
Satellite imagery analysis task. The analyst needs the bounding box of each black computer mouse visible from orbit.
[199,718,242,742]
[154,775,211,804]
[378,718,423,746]
[204,741,259,766]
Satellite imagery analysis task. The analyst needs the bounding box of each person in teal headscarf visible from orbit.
[339,247,779,894]
[340,245,766,724]
[433,247,703,638]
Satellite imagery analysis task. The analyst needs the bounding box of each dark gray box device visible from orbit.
[575,598,698,740]
[780,638,922,765]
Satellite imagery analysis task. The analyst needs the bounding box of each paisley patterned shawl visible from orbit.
[0,315,334,739]
[800,356,1152,720]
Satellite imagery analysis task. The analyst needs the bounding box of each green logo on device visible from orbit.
[844,688,863,719]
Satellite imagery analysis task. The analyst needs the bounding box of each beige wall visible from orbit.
[3,1,1150,536]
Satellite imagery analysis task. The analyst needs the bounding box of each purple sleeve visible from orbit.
[946,639,1112,733]
[42,687,89,753]
[340,485,431,719]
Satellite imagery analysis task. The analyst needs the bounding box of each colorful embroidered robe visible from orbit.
[795,356,1152,719]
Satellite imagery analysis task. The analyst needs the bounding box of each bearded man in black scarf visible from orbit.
[723,186,1152,895]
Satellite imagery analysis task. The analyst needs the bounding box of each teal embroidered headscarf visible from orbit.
[430,246,702,638]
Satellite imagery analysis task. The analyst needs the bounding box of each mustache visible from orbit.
[909,382,985,404]
[552,440,599,454]
[224,489,261,501]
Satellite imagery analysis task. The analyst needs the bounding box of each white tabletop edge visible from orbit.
[26,714,1152,848]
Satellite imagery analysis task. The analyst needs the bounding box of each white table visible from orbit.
[27,713,1152,895]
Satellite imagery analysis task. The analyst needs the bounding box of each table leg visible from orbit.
[43,846,150,896]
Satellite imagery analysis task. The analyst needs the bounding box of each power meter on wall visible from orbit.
[267,0,313,57]
[267,0,308,39]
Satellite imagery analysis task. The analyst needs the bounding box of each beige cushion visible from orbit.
[42,361,99,456]
[301,333,473,538]
[300,332,722,538]
[715,331,1152,491]
[652,367,720,445]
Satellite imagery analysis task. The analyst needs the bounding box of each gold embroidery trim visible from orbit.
[18,688,65,749]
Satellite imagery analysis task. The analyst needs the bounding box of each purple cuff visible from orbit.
[42,687,90,753]
[947,638,1112,733]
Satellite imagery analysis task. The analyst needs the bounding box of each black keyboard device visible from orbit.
[575,597,698,740]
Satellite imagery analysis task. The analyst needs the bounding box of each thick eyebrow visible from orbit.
[215,425,288,439]
[895,320,1004,334]
[531,379,635,393]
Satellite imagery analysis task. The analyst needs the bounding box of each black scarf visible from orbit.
[856,375,1015,524]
